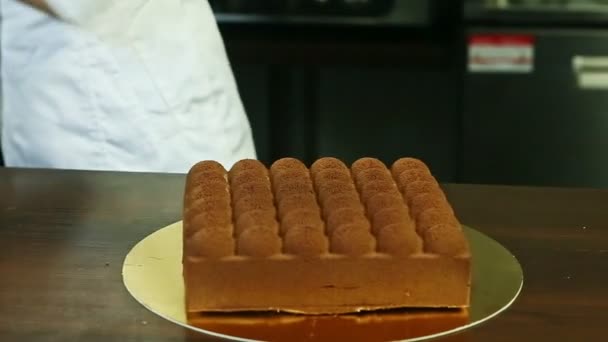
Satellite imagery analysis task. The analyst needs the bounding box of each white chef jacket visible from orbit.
[0,0,256,173]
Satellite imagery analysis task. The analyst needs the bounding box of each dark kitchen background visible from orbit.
[211,0,608,189]
[5,0,608,189]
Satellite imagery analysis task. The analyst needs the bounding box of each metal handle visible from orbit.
[573,56,608,72]
[573,56,608,90]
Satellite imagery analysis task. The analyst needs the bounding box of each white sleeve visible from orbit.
[45,0,116,25]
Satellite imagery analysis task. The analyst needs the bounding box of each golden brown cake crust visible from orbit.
[183,158,471,314]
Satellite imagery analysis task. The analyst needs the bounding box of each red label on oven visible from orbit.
[468,34,535,73]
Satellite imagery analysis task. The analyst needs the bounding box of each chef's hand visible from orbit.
[18,0,55,15]
[17,0,115,26]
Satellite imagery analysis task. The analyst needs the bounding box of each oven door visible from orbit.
[465,0,608,24]
[210,0,434,27]
[462,28,608,188]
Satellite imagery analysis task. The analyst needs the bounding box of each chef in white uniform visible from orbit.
[0,0,257,173]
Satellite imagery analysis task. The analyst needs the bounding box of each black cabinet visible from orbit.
[222,1,461,179]
[462,28,608,188]
[233,63,461,182]
[316,67,459,181]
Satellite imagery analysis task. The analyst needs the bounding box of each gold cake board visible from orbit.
[122,222,523,342]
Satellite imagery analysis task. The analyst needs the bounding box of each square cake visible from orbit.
[182,157,471,314]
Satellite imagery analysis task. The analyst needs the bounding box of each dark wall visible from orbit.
[316,67,459,181]
[228,10,608,189]
[232,62,460,182]
[232,65,272,163]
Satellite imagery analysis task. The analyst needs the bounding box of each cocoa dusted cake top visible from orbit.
[183,157,468,260]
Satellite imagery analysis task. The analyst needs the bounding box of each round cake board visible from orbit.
[122,222,523,342]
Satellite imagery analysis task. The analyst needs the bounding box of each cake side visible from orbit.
[184,255,470,314]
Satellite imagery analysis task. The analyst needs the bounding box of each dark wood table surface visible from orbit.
[1,168,606,341]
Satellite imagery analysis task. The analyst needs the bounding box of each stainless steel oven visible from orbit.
[462,0,608,188]
[466,0,608,23]
[210,0,434,27]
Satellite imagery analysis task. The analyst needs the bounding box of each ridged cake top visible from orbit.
[183,157,468,259]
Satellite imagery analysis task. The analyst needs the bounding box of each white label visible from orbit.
[468,35,535,73]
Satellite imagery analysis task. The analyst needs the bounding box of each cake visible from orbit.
[183,157,471,314]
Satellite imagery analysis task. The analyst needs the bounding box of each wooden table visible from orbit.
[0,168,606,341]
